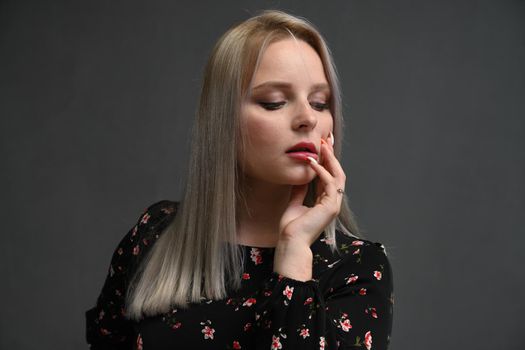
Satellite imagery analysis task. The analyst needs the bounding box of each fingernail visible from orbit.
[321,139,327,145]
[329,131,335,146]
[307,156,318,165]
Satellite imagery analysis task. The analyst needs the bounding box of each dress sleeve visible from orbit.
[85,201,178,350]
[254,240,393,350]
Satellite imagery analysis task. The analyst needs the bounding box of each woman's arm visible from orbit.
[85,222,139,350]
[255,238,393,349]
[85,201,177,349]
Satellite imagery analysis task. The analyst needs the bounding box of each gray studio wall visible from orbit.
[1,0,524,349]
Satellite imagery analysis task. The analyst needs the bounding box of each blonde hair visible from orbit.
[126,9,360,320]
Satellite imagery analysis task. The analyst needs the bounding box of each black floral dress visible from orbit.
[85,200,393,349]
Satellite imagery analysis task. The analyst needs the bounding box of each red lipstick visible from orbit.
[285,141,318,161]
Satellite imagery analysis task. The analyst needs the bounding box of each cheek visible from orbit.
[245,117,281,151]
[323,115,334,135]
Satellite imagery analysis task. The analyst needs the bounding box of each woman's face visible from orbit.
[240,38,333,186]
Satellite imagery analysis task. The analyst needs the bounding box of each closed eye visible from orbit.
[311,102,330,111]
[259,101,285,110]
[258,101,329,112]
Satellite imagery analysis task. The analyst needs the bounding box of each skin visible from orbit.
[237,38,347,281]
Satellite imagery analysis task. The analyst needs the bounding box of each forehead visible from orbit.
[250,38,329,89]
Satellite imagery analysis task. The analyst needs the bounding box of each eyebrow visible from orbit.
[251,81,331,93]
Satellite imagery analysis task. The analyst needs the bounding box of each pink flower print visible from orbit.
[320,236,334,245]
[340,318,352,332]
[136,333,143,350]
[100,328,111,335]
[244,322,252,332]
[364,331,372,350]
[319,336,326,350]
[351,240,364,246]
[161,206,174,214]
[117,247,123,255]
[304,297,313,305]
[98,309,105,320]
[233,340,241,349]
[264,290,272,297]
[353,248,360,255]
[299,328,310,339]
[201,325,215,340]
[140,212,151,225]
[172,322,182,329]
[131,225,138,237]
[242,273,250,280]
[250,248,263,265]
[346,274,359,284]
[359,288,367,296]
[271,335,282,350]
[366,307,378,319]
[374,271,382,280]
[283,285,294,300]
[243,298,257,307]
[132,245,140,255]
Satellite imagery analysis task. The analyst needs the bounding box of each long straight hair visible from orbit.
[126,9,361,320]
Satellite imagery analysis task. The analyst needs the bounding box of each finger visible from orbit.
[319,141,346,182]
[314,176,325,203]
[307,156,344,199]
[327,131,335,151]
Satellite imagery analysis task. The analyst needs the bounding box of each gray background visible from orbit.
[1,0,524,349]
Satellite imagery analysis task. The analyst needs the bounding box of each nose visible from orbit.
[292,99,318,131]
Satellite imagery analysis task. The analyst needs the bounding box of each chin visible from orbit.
[285,171,317,185]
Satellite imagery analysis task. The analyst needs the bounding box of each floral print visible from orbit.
[136,333,143,350]
[243,298,257,307]
[283,285,294,301]
[364,331,373,350]
[298,326,310,339]
[85,200,393,349]
[374,271,382,280]
[365,307,378,319]
[250,248,263,265]
[339,318,352,332]
[346,274,359,284]
[320,336,326,349]
[200,320,215,340]
[271,335,283,349]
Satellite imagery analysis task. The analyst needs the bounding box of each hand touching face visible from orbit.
[240,38,334,186]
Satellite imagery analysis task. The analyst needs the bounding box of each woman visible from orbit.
[86,9,393,350]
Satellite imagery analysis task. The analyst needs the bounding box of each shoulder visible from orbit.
[110,200,179,278]
[335,230,389,262]
[135,200,179,236]
[85,201,179,345]
[312,229,392,282]
[313,229,389,261]
[127,199,179,251]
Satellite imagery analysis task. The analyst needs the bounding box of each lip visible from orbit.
[286,141,318,154]
[287,151,319,162]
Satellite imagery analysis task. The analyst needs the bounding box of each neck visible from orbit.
[236,176,292,247]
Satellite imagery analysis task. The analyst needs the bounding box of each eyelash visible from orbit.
[259,102,330,111]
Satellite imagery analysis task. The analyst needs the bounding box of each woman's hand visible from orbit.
[273,132,347,281]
